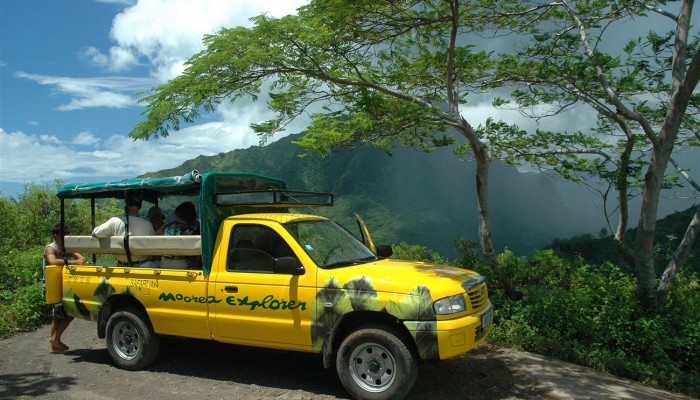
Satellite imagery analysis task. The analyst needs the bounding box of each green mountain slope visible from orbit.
[143,134,611,257]
[546,205,699,274]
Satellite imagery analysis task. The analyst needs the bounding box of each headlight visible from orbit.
[433,294,466,315]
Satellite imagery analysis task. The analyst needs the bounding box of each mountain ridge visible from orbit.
[144,133,613,257]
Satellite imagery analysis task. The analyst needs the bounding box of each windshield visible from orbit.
[284,220,377,268]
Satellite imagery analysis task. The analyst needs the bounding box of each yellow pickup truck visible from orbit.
[45,171,493,400]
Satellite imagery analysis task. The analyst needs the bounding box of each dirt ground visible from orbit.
[0,318,694,400]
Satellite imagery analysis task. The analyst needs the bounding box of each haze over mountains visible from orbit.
[145,133,693,258]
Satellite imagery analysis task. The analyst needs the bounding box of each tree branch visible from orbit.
[560,0,658,146]
[446,0,459,118]
[669,156,700,192]
[657,204,700,300]
[645,4,679,22]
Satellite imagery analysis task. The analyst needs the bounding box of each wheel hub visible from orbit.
[349,342,397,393]
[112,321,140,360]
[367,359,381,374]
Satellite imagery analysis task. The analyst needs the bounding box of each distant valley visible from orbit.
[144,133,692,258]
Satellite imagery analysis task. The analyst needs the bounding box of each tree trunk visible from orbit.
[613,134,636,263]
[657,205,700,301]
[632,0,696,310]
[474,148,496,265]
[456,119,497,265]
[633,146,674,309]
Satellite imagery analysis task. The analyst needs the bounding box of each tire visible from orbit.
[336,325,418,400]
[105,307,160,370]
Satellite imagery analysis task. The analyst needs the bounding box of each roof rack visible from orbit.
[215,189,333,207]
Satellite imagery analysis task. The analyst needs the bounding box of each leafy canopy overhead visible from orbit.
[131,0,498,155]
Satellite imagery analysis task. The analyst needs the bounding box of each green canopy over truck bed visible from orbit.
[57,171,332,275]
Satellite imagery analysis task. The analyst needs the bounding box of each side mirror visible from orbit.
[376,245,393,258]
[273,257,306,275]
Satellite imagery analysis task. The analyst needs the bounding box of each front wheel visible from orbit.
[336,325,417,400]
[105,307,160,370]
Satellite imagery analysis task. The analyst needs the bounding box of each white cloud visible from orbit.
[0,107,267,186]
[81,150,121,159]
[73,131,101,146]
[15,72,157,111]
[38,134,62,145]
[93,0,308,80]
[460,96,598,135]
[83,46,110,67]
[58,92,134,111]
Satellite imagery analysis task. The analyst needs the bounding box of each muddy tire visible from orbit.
[336,325,417,400]
[105,307,160,370]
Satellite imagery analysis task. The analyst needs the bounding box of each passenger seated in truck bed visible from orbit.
[161,201,202,269]
[92,193,155,266]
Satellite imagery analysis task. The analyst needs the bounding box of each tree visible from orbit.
[130,0,507,263]
[489,0,700,308]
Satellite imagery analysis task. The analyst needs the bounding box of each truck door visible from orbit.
[210,223,315,349]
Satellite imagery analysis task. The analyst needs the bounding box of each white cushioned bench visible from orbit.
[64,235,202,256]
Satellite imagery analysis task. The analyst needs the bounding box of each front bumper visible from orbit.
[403,301,494,361]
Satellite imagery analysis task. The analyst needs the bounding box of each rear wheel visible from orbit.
[105,307,160,370]
[336,325,417,400]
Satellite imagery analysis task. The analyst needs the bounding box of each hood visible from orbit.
[316,258,483,301]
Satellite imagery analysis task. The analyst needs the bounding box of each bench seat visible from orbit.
[64,235,202,256]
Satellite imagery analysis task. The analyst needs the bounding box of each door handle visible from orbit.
[224,286,238,293]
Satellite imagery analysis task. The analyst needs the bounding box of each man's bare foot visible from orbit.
[50,344,65,354]
[50,337,69,351]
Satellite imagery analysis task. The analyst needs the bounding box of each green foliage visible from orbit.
[391,242,448,265]
[467,249,700,397]
[546,206,700,275]
[0,183,123,338]
[131,0,498,156]
[0,183,66,337]
[0,247,51,338]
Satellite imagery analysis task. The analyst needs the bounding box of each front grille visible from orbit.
[466,284,488,312]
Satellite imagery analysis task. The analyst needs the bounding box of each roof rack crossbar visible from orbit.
[214,189,334,207]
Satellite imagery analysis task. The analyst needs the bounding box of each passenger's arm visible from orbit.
[45,247,86,265]
[92,218,114,238]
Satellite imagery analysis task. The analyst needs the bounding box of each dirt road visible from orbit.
[0,319,693,399]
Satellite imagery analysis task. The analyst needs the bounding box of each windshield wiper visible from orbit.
[324,256,378,269]
[324,260,360,268]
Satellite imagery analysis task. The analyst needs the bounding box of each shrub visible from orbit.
[391,242,448,264]
[0,247,52,338]
[467,250,700,397]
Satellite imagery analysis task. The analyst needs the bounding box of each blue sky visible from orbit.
[0,0,309,196]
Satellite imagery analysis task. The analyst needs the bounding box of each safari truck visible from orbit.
[45,171,493,400]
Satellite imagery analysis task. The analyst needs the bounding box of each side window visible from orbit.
[226,225,298,273]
